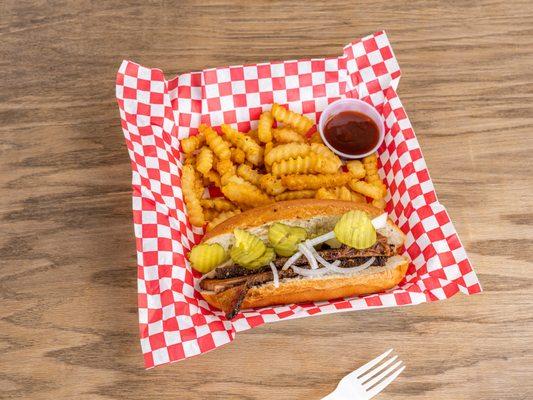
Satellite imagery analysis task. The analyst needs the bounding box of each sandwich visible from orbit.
[188,199,409,319]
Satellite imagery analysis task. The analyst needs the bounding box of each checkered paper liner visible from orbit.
[115,31,481,368]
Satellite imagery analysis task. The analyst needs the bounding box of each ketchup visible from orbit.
[323,111,379,156]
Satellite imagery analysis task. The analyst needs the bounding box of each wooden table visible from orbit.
[1,1,532,399]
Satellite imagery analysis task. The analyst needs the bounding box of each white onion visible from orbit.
[269,262,280,288]
[306,231,336,247]
[322,256,375,274]
[282,251,302,270]
[298,243,319,270]
[371,212,388,230]
[307,244,341,269]
[291,265,329,277]
[194,272,212,292]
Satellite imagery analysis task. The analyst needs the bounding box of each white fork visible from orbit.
[321,349,405,399]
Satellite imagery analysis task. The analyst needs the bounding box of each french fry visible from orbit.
[271,103,313,134]
[264,141,274,156]
[200,124,231,160]
[346,160,366,179]
[203,208,220,222]
[272,127,306,143]
[272,155,316,176]
[221,176,273,207]
[221,124,263,166]
[181,165,205,226]
[204,170,221,187]
[237,164,263,186]
[371,198,386,210]
[247,129,260,144]
[265,143,310,166]
[196,146,214,176]
[274,190,316,201]
[184,152,196,166]
[349,180,383,200]
[230,147,246,164]
[281,172,353,190]
[308,131,323,144]
[181,132,205,154]
[258,111,274,143]
[316,186,365,202]
[200,198,235,212]
[259,173,286,195]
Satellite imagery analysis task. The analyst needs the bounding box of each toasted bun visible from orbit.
[203,199,384,241]
[202,200,405,250]
[201,255,409,315]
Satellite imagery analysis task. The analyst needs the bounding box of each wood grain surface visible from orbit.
[1,1,532,399]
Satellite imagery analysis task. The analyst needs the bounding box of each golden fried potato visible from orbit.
[349,180,383,200]
[200,124,231,160]
[265,143,310,166]
[247,129,260,144]
[181,165,205,226]
[215,158,234,176]
[221,124,264,166]
[181,132,205,154]
[281,172,353,190]
[196,146,214,176]
[204,170,221,187]
[346,160,366,179]
[230,147,246,164]
[259,173,286,195]
[371,198,386,210]
[237,164,263,186]
[222,176,273,207]
[271,103,313,134]
[258,111,274,143]
[316,186,366,202]
[272,155,316,176]
[274,190,316,201]
[308,131,323,144]
[272,127,306,143]
[200,198,235,212]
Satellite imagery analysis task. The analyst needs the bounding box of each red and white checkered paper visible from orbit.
[115,31,481,368]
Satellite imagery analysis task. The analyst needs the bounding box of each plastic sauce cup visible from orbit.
[318,98,385,159]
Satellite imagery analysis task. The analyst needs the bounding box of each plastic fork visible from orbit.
[321,349,405,399]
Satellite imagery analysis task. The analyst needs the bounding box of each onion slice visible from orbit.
[371,212,388,230]
[306,231,336,247]
[291,265,329,277]
[298,243,319,270]
[282,251,302,270]
[307,244,341,269]
[269,262,280,288]
[322,256,375,274]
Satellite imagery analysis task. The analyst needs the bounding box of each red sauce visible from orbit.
[323,111,379,156]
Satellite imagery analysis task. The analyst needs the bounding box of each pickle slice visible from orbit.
[268,222,291,246]
[188,243,228,274]
[230,229,267,266]
[244,247,276,269]
[268,223,307,257]
[325,237,342,249]
[334,210,377,249]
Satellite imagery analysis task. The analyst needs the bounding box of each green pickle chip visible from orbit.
[268,223,307,257]
[230,229,267,268]
[189,243,228,274]
[334,210,377,249]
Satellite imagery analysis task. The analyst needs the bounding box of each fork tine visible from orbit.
[366,365,406,398]
[359,355,398,384]
[363,360,403,389]
[344,349,394,381]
